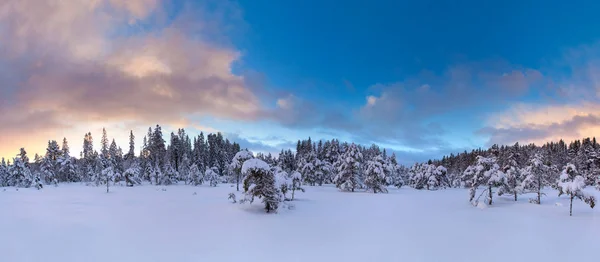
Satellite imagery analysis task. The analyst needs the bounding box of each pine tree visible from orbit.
[386,153,404,188]
[241,159,281,213]
[289,170,304,200]
[101,165,116,193]
[299,151,318,186]
[188,164,203,186]
[364,154,388,193]
[464,156,506,206]
[204,167,219,187]
[12,157,33,188]
[41,140,61,185]
[273,167,291,200]
[558,163,596,216]
[123,163,141,187]
[499,149,522,201]
[518,153,552,204]
[126,130,135,160]
[333,143,362,192]
[61,137,70,157]
[230,150,254,191]
[101,128,109,158]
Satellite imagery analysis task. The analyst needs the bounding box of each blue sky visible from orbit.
[3,0,600,164]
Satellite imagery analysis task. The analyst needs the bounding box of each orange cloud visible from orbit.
[0,0,264,159]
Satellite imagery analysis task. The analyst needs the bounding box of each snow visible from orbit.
[1,184,599,262]
[241,158,270,174]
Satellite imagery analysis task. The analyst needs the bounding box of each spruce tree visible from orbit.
[519,153,552,204]
[333,143,362,192]
[364,154,388,193]
[241,159,281,213]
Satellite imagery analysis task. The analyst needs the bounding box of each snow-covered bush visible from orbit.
[557,163,596,216]
[241,159,281,213]
[204,167,219,187]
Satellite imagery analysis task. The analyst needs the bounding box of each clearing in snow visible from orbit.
[1,184,598,262]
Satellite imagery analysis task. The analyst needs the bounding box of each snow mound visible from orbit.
[476,201,487,209]
[241,159,270,174]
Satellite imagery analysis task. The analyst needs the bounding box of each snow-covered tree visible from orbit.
[428,165,449,190]
[101,165,116,193]
[230,150,253,191]
[41,140,61,185]
[518,153,552,204]
[204,167,219,187]
[557,163,596,216]
[364,155,388,193]
[289,170,304,200]
[12,157,33,188]
[241,159,281,213]
[179,154,191,183]
[333,143,362,192]
[464,156,506,206]
[188,164,203,186]
[123,164,141,187]
[386,153,404,188]
[58,155,77,183]
[498,155,522,202]
[409,163,429,190]
[298,151,318,186]
[274,167,291,200]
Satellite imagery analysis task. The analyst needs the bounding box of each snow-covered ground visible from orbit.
[1,184,599,262]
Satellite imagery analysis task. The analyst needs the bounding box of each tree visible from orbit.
[518,153,552,204]
[364,155,388,193]
[204,167,219,187]
[101,128,109,158]
[230,150,254,191]
[241,159,281,213]
[101,165,116,193]
[499,152,522,202]
[126,130,135,160]
[12,157,33,188]
[58,155,77,183]
[289,170,304,200]
[428,165,449,190]
[464,156,506,206]
[273,167,291,200]
[188,164,203,186]
[386,153,404,188]
[333,143,362,192]
[123,163,141,187]
[41,140,61,185]
[557,163,596,216]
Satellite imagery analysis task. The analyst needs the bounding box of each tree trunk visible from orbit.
[514,191,517,201]
[570,195,574,216]
[236,175,240,192]
[106,177,109,193]
[488,186,493,205]
[537,176,542,204]
[292,188,295,201]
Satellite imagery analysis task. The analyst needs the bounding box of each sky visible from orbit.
[2,0,600,164]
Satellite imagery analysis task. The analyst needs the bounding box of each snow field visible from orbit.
[1,184,599,262]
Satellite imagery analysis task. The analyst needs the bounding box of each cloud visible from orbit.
[0,0,264,157]
[480,103,600,146]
